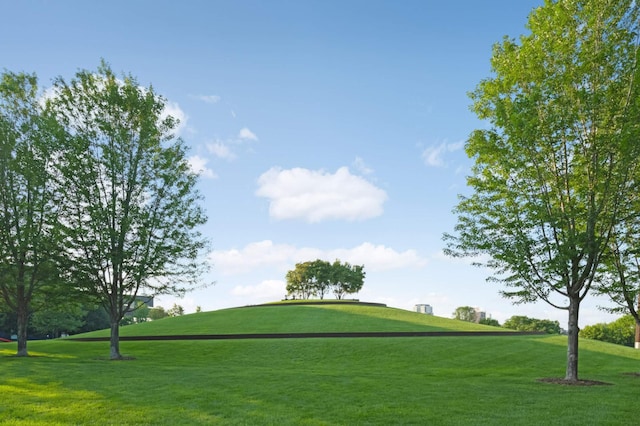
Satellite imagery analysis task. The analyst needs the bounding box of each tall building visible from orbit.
[474,307,486,323]
[414,304,433,315]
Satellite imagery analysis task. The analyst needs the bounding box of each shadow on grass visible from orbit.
[92,356,137,361]
[537,377,613,386]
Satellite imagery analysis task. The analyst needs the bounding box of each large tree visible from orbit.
[286,260,328,299]
[330,260,365,300]
[452,306,478,323]
[51,62,209,359]
[593,202,640,348]
[444,0,640,381]
[0,72,64,356]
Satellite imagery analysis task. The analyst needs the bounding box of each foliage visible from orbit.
[444,0,640,381]
[76,305,110,334]
[330,260,365,299]
[285,259,364,300]
[130,301,150,323]
[50,61,209,359]
[594,220,640,327]
[479,318,500,327]
[167,303,185,317]
[503,315,561,334]
[453,306,479,323]
[580,315,636,347]
[30,304,85,338]
[148,306,169,321]
[0,71,67,355]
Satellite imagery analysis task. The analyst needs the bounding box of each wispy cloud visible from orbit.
[190,94,221,104]
[256,167,387,223]
[422,140,464,167]
[207,141,236,161]
[203,128,258,162]
[238,127,258,141]
[352,156,373,175]
[209,240,427,275]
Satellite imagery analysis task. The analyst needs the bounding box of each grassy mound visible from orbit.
[2,302,640,424]
[75,302,500,339]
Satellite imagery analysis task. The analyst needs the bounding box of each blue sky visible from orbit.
[2,1,620,326]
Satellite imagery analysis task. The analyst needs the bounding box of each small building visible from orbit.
[414,304,433,315]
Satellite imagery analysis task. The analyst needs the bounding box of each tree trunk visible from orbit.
[16,302,29,357]
[565,296,580,381]
[636,293,640,350]
[109,319,122,360]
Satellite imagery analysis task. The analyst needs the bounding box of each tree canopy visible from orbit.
[0,71,66,356]
[579,315,635,347]
[452,306,479,323]
[444,0,640,381]
[48,61,209,359]
[285,259,365,300]
[503,315,561,334]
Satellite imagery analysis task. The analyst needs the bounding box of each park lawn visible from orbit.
[1,304,640,425]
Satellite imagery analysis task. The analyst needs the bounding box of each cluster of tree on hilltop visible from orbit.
[285,259,365,300]
[0,61,209,359]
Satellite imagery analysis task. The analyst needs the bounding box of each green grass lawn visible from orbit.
[79,303,501,338]
[2,303,640,425]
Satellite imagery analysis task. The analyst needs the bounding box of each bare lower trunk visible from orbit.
[565,296,580,381]
[109,319,122,360]
[636,293,640,350]
[16,304,29,357]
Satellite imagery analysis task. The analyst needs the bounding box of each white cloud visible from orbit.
[209,240,301,274]
[231,280,286,300]
[209,240,426,275]
[191,94,221,104]
[256,167,387,222]
[326,243,427,271]
[238,127,258,141]
[161,101,189,137]
[422,140,464,167]
[207,141,236,161]
[203,129,257,162]
[187,155,217,179]
[352,156,373,175]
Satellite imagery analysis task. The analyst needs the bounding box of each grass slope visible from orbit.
[76,303,501,338]
[1,303,640,425]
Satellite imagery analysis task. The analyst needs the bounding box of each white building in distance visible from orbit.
[414,304,433,315]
